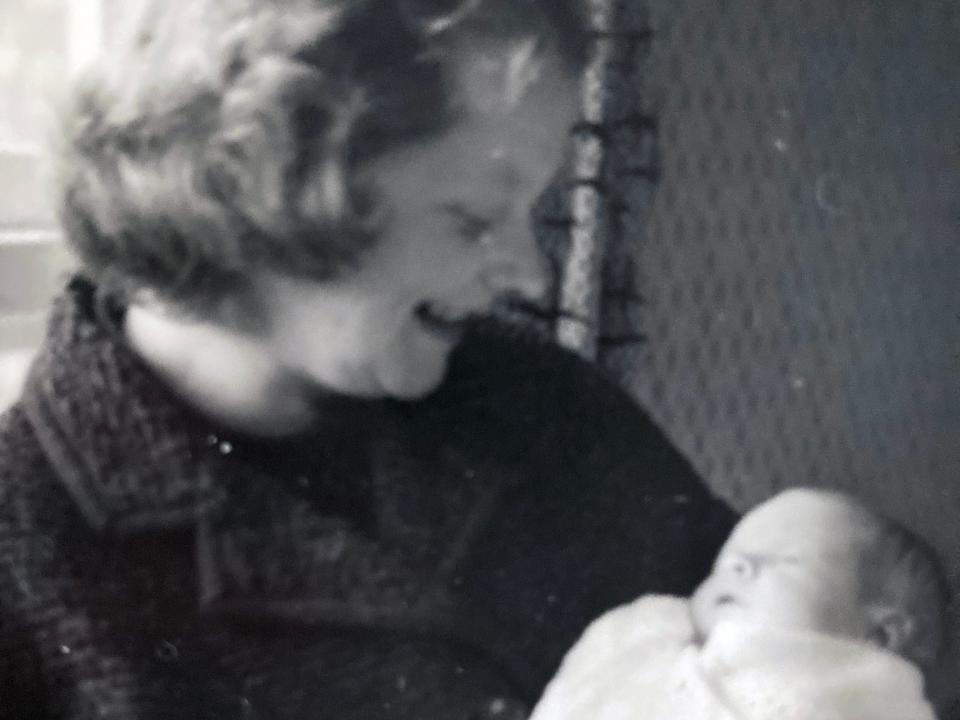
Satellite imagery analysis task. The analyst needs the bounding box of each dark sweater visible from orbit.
[0,278,736,719]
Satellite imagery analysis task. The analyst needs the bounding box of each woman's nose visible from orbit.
[481,231,550,302]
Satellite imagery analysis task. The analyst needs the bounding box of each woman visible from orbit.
[0,1,736,718]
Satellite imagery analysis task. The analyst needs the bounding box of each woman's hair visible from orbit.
[55,0,587,316]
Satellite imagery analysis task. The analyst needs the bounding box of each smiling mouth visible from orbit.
[715,595,738,607]
[414,301,475,341]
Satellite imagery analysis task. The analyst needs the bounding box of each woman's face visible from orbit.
[257,39,578,399]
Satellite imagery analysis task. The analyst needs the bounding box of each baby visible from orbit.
[530,488,949,720]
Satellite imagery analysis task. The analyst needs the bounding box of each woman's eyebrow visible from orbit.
[433,201,479,217]
[433,200,507,224]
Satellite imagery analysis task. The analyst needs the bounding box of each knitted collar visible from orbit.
[20,277,388,535]
[21,277,232,533]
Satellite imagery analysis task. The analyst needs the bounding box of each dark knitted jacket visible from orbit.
[0,278,737,720]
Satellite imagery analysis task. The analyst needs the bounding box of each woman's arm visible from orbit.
[434,323,738,685]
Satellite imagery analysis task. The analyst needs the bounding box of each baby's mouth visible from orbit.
[715,594,738,607]
[414,301,475,340]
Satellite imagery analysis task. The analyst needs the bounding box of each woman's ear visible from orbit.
[866,604,915,656]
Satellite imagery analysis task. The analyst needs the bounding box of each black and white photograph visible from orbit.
[0,1,958,717]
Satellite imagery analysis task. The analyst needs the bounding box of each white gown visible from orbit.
[530,595,936,720]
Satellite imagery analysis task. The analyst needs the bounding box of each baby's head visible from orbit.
[691,488,949,672]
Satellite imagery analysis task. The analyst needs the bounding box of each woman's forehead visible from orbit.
[455,37,546,114]
[364,48,575,192]
[449,34,573,118]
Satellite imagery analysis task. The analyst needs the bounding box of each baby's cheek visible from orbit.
[691,574,713,600]
[689,576,720,635]
[689,577,710,610]
[696,572,739,605]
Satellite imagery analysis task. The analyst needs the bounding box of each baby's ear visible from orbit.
[866,604,915,655]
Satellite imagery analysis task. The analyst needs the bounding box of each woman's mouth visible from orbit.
[414,301,474,341]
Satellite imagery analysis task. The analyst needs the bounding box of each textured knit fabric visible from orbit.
[531,596,936,720]
[0,278,736,720]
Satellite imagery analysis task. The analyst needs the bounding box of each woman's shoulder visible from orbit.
[439,322,643,425]
[433,321,715,492]
[448,321,638,410]
[412,321,737,593]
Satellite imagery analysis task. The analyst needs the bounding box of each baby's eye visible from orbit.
[438,203,492,243]
[722,555,756,580]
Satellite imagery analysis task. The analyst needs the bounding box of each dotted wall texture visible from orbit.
[594,0,960,602]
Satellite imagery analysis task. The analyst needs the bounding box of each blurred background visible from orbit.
[575,0,960,585]
[0,0,122,408]
[2,0,959,628]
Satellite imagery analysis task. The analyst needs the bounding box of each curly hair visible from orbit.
[54,0,587,316]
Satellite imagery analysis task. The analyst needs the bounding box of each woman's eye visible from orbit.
[440,203,492,243]
[456,216,490,242]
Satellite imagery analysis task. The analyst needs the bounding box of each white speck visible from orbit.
[395,675,408,692]
[546,594,557,604]
[297,475,310,488]
[815,173,844,215]
[59,645,71,655]
[206,434,219,446]
[773,138,788,152]
[791,376,807,390]
[489,698,508,714]
[218,441,234,455]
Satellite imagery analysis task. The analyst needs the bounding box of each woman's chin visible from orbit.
[376,346,455,400]
[289,328,458,400]
[369,322,462,399]
[379,362,450,400]
[293,359,448,401]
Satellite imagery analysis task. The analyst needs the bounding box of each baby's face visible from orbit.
[691,490,876,642]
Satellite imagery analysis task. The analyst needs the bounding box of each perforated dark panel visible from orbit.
[597,0,960,594]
